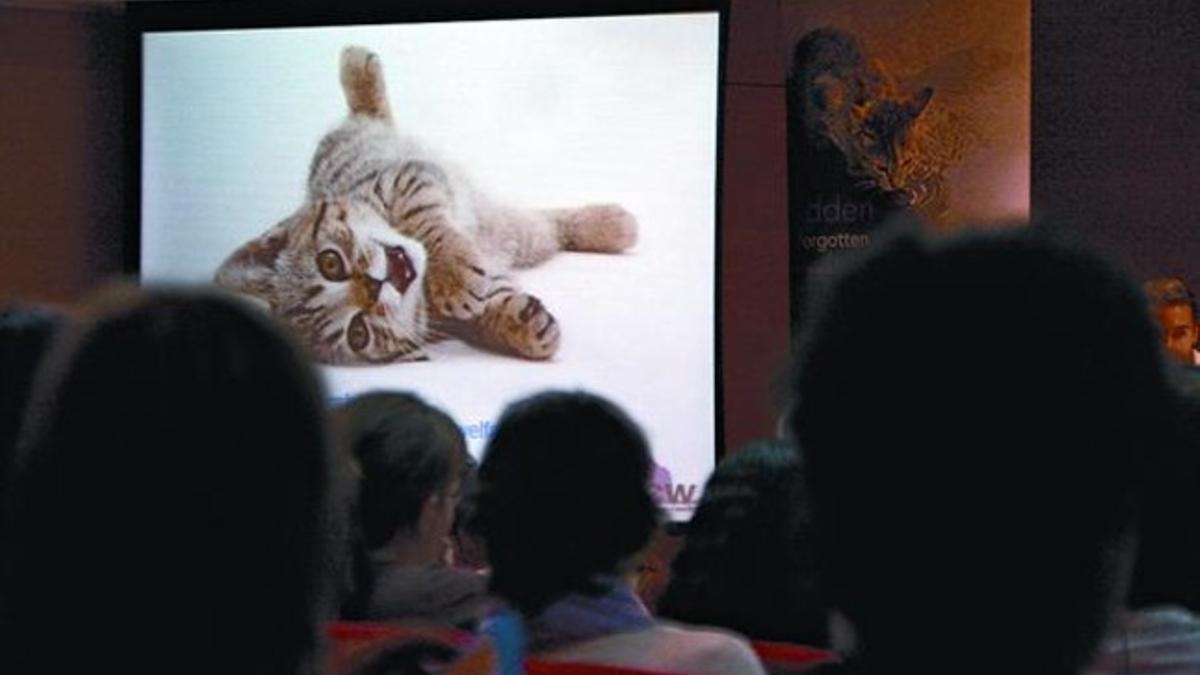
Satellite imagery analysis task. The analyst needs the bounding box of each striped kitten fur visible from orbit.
[216,46,637,365]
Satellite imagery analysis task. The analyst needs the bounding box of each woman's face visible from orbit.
[426,449,470,563]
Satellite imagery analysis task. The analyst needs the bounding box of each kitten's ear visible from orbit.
[214,220,291,300]
[907,87,934,118]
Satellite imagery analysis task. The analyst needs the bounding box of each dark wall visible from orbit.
[721,0,790,448]
[0,6,125,304]
[1033,0,1200,286]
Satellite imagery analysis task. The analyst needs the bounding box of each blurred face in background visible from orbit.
[1156,303,1197,365]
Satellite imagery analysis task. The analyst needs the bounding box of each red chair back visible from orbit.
[324,621,474,675]
[327,622,839,674]
[750,640,840,673]
[525,659,683,675]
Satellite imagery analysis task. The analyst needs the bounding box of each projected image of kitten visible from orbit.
[216,47,637,365]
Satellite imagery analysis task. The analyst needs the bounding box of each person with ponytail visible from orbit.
[336,391,485,628]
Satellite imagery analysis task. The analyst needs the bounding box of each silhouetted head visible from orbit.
[658,438,827,645]
[1143,276,1197,365]
[1124,368,1200,614]
[0,287,331,674]
[475,390,660,615]
[788,228,1173,674]
[0,305,63,495]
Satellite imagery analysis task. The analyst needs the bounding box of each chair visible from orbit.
[750,640,840,673]
[525,659,683,675]
[324,621,474,675]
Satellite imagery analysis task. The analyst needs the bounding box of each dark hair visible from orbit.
[475,390,660,615]
[788,228,1173,673]
[657,439,827,646]
[0,306,63,494]
[336,391,467,618]
[339,391,467,549]
[0,288,331,674]
[1125,369,1200,612]
[1143,276,1196,313]
[449,458,487,571]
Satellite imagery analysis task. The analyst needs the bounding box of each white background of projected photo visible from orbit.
[141,13,720,518]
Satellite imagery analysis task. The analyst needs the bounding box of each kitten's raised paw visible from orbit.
[425,251,491,320]
[559,203,638,253]
[482,292,560,360]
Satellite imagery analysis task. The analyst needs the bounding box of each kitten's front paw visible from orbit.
[426,252,490,320]
[485,292,560,360]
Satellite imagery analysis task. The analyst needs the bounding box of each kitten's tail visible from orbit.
[340,46,392,123]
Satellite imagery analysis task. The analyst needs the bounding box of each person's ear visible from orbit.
[416,492,443,538]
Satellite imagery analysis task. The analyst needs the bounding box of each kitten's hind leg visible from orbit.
[473,203,637,269]
[340,46,391,122]
[470,201,638,270]
[472,204,562,269]
[546,204,638,254]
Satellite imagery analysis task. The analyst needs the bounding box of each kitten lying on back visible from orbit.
[216,46,637,364]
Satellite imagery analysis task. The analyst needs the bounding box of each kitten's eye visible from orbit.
[347,313,370,352]
[316,250,348,281]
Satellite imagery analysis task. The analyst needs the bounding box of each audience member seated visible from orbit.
[449,454,488,572]
[786,228,1177,674]
[0,288,332,675]
[1143,277,1200,366]
[336,391,486,628]
[0,305,63,495]
[657,439,829,649]
[474,390,766,674]
[1085,370,1200,674]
